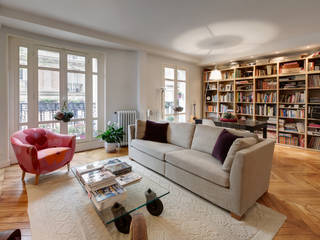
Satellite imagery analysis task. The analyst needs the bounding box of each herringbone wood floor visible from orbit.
[0,146,319,239]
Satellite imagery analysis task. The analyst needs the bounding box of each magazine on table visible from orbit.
[116,172,142,186]
[75,161,104,177]
[105,162,132,175]
[81,168,116,188]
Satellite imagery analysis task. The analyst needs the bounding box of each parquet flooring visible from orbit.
[0,146,319,239]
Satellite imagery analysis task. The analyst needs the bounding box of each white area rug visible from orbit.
[26,156,286,240]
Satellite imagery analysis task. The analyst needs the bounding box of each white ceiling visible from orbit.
[1,0,320,65]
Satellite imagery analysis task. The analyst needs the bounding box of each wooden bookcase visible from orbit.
[202,57,320,151]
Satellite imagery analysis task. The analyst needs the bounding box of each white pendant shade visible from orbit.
[209,69,222,80]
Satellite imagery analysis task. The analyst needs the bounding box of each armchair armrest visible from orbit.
[10,137,39,172]
[128,124,136,147]
[46,132,76,149]
[229,139,275,216]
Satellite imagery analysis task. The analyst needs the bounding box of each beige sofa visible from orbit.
[128,121,275,219]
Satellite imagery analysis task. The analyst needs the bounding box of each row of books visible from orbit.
[308,61,320,71]
[280,81,305,89]
[220,93,233,102]
[256,105,276,116]
[280,62,303,74]
[279,134,305,147]
[256,92,276,103]
[236,105,253,114]
[219,83,233,91]
[308,136,320,149]
[308,74,320,87]
[308,123,320,136]
[206,82,217,90]
[279,92,305,103]
[220,104,231,113]
[235,69,253,78]
[256,79,277,90]
[237,85,252,91]
[279,109,305,118]
[222,71,234,80]
[279,119,305,133]
[280,75,305,82]
[309,96,320,103]
[236,92,253,102]
[206,94,218,102]
[255,65,277,76]
[207,105,217,112]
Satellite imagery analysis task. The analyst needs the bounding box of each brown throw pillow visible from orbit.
[212,129,243,164]
[143,120,169,143]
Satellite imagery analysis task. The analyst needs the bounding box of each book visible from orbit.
[91,183,127,211]
[105,162,132,176]
[116,172,142,186]
[75,162,104,177]
[81,168,116,189]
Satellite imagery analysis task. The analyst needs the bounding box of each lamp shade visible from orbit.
[209,69,222,80]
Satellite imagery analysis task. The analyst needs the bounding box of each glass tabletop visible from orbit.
[72,159,170,224]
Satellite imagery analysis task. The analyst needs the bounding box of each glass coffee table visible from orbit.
[72,159,170,234]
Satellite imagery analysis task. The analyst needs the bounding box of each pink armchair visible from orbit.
[10,128,76,184]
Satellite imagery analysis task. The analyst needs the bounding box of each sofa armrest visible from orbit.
[229,139,275,216]
[128,124,136,147]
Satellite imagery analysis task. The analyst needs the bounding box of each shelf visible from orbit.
[235,82,253,85]
[206,111,217,113]
[308,87,320,90]
[255,74,277,79]
[236,113,253,116]
[279,79,305,82]
[219,90,233,92]
[206,102,218,104]
[279,116,305,120]
[279,107,305,109]
[206,89,218,91]
[279,102,305,105]
[279,88,305,91]
[307,70,320,74]
[308,103,320,105]
[235,90,253,92]
[267,129,277,131]
[255,115,276,117]
[235,77,254,80]
[236,102,253,104]
[256,102,276,104]
[219,79,234,82]
[307,133,320,136]
[255,89,277,91]
[278,72,306,77]
[279,130,305,135]
[219,101,233,104]
[204,80,218,83]
[308,118,320,121]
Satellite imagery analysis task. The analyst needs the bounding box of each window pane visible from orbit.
[177,69,186,81]
[38,70,59,122]
[93,74,98,118]
[19,68,28,123]
[19,125,28,130]
[92,58,98,73]
[177,81,186,113]
[165,67,174,80]
[38,50,59,68]
[19,47,27,65]
[68,121,86,139]
[93,119,98,137]
[68,72,85,119]
[68,54,85,71]
[178,114,186,122]
[39,122,60,134]
[165,80,174,115]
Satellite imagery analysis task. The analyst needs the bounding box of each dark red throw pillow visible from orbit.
[23,128,48,150]
[143,120,169,143]
[212,129,242,164]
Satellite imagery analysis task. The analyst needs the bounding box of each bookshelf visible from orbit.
[202,57,320,151]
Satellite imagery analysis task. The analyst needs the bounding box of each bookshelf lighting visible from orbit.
[209,69,222,80]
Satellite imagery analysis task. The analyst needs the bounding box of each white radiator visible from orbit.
[116,110,137,146]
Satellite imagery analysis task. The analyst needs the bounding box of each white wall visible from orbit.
[137,53,202,121]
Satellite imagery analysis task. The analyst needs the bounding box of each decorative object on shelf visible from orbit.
[145,188,164,216]
[111,202,132,234]
[54,100,74,122]
[96,122,124,153]
[220,112,237,122]
[209,68,222,80]
[173,106,184,112]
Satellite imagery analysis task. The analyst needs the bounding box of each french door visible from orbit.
[10,38,104,151]
[163,66,187,122]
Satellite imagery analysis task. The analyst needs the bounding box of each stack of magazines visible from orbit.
[75,159,142,210]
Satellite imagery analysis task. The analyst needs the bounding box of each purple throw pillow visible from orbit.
[212,129,242,164]
[143,120,169,143]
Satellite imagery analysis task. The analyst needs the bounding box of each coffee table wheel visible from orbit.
[114,213,132,234]
[146,199,163,216]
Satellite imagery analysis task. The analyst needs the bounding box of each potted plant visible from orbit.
[96,122,124,153]
[220,112,237,122]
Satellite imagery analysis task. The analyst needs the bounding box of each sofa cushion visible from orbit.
[191,125,224,154]
[131,139,184,161]
[165,149,230,187]
[135,120,146,139]
[167,122,195,148]
[143,120,169,143]
[191,125,258,155]
[222,137,258,172]
[212,129,243,164]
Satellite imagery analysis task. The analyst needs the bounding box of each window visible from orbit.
[13,38,103,147]
[163,66,187,122]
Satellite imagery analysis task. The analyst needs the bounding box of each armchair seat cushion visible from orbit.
[38,147,72,165]
[165,149,230,187]
[131,139,184,161]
